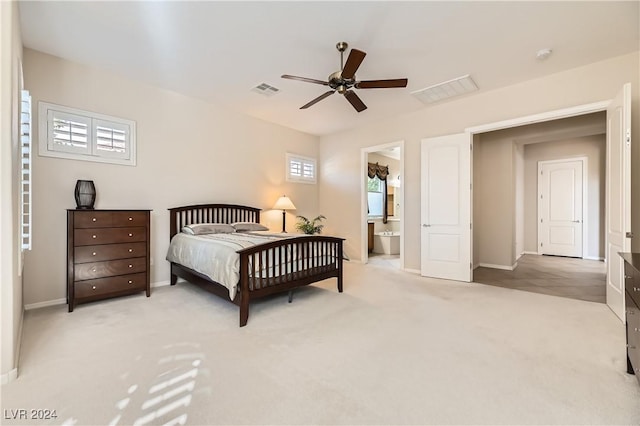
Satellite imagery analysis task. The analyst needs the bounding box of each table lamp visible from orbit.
[273,195,296,232]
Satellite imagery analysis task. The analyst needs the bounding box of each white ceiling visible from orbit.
[19,1,639,136]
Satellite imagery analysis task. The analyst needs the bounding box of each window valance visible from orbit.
[368,162,389,180]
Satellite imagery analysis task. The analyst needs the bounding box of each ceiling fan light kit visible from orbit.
[282,42,408,112]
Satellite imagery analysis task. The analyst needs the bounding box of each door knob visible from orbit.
[572,220,581,223]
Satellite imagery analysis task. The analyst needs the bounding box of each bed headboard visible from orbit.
[168,204,261,240]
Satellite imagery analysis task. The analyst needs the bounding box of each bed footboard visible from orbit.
[237,235,344,326]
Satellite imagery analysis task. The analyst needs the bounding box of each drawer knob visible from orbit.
[128,233,133,237]
[92,268,96,272]
[625,275,632,279]
[92,235,97,239]
[128,248,133,253]
[92,252,97,256]
[634,287,640,292]
[128,280,133,284]
[92,286,96,290]
[92,218,97,222]
[129,217,133,221]
[128,264,133,268]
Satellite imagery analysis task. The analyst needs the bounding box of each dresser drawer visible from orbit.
[75,242,147,263]
[111,211,148,227]
[74,211,114,228]
[75,227,146,246]
[75,273,146,299]
[625,263,640,307]
[626,293,640,376]
[74,210,149,229]
[74,257,147,281]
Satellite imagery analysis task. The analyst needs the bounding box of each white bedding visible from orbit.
[166,232,291,300]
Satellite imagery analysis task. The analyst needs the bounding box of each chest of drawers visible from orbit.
[620,252,640,386]
[67,209,151,311]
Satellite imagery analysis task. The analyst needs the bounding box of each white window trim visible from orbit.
[286,153,316,184]
[38,102,137,166]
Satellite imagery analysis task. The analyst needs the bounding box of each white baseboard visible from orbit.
[151,280,172,288]
[404,268,421,274]
[477,262,517,271]
[1,368,18,385]
[24,298,66,311]
[584,256,605,261]
[2,310,25,385]
[522,251,538,255]
[25,281,174,311]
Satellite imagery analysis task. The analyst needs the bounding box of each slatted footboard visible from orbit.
[237,236,344,326]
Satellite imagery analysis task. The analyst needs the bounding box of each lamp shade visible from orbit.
[273,195,296,211]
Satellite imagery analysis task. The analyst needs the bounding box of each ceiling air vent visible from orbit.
[251,83,280,97]
[411,74,478,105]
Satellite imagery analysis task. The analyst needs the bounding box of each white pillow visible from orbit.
[231,222,269,232]
[182,223,236,235]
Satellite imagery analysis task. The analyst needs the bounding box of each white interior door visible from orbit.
[420,133,471,282]
[606,83,632,321]
[538,159,583,257]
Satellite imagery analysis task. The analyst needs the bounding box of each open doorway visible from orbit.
[420,84,630,319]
[361,141,405,269]
[472,112,607,303]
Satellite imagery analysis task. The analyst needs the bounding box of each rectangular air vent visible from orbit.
[251,83,280,97]
[411,74,478,105]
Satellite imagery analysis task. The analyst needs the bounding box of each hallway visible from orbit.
[473,254,606,303]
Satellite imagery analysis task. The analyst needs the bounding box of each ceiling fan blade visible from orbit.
[281,74,329,86]
[300,90,335,109]
[341,49,366,80]
[355,78,408,89]
[344,90,367,112]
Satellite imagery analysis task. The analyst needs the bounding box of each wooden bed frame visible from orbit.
[168,204,344,326]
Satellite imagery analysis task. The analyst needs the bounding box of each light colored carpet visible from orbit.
[1,261,639,425]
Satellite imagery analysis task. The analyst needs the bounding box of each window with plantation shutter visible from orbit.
[21,90,32,250]
[49,110,90,154]
[286,153,316,184]
[39,102,136,166]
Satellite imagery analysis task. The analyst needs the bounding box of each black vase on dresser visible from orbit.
[74,180,96,209]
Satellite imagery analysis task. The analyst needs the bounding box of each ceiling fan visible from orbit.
[281,42,408,112]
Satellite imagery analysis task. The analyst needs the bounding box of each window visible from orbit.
[21,90,32,250]
[286,153,316,184]
[367,176,384,217]
[39,102,136,166]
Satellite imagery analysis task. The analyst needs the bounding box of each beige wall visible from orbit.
[1,0,23,382]
[22,49,320,306]
[319,52,640,271]
[473,132,515,268]
[523,135,606,258]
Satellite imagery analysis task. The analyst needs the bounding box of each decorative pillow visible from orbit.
[231,222,269,232]
[182,223,236,235]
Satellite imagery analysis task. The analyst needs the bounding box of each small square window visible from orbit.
[286,153,316,184]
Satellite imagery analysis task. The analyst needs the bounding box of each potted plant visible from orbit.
[295,215,326,235]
